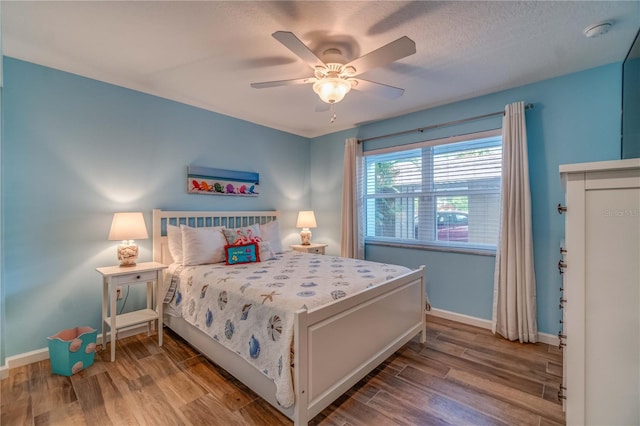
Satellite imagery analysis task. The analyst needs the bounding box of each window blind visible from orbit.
[363,131,502,250]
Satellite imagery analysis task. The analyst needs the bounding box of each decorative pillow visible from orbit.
[167,224,183,264]
[222,224,262,246]
[181,225,227,266]
[225,242,260,265]
[259,220,283,253]
[258,241,276,261]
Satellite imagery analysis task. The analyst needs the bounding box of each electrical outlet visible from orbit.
[116,288,122,300]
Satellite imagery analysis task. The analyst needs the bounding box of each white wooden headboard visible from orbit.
[152,209,280,265]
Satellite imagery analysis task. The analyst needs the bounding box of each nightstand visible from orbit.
[96,261,167,361]
[290,243,328,255]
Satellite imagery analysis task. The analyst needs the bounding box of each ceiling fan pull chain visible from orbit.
[330,103,337,123]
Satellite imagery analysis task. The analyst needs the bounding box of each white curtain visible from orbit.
[340,137,364,259]
[492,101,538,343]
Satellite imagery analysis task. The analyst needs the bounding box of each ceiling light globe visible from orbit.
[313,78,352,104]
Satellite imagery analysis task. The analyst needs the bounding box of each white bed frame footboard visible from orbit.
[152,209,426,425]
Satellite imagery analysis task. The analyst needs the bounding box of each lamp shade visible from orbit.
[296,211,317,229]
[108,212,149,241]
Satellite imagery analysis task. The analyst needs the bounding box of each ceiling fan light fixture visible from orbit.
[252,31,415,108]
[313,78,352,104]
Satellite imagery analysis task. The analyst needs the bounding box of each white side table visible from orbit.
[290,243,328,255]
[96,261,167,361]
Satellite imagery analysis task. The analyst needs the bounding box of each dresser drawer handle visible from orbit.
[558,388,567,401]
[557,203,567,214]
[136,275,141,280]
[558,260,566,274]
[558,331,565,351]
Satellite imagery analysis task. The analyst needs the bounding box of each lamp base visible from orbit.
[299,229,312,245]
[117,243,139,267]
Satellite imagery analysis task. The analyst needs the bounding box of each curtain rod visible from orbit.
[358,103,534,144]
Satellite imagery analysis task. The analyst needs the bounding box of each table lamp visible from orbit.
[108,212,148,266]
[296,210,317,245]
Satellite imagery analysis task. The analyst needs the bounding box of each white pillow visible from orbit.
[167,224,183,264]
[259,220,283,253]
[258,241,276,261]
[181,225,227,266]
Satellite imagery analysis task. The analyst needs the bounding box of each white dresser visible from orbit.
[559,159,640,426]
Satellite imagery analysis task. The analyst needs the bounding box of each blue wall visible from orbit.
[1,57,310,362]
[1,58,4,367]
[311,63,622,336]
[0,57,622,365]
[622,47,640,159]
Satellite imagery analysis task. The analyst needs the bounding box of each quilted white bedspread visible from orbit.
[165,251,411,408]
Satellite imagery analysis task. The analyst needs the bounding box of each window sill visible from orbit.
[365,239,496,257]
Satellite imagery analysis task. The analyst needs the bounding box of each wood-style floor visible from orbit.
[1,316,564,425]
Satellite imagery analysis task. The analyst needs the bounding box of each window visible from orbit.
[363,130,502,251]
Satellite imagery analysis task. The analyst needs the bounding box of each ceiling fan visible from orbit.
[251,31,416,107]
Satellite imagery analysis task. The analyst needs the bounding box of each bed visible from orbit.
[152,209,426,425]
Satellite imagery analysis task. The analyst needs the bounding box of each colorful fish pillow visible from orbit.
[222,224,262,246]
[225,242,260,265]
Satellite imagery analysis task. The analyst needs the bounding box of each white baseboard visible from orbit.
[4,347,50,371]
[0,364,9,380]
[536,331,559,346]
[2,312,559,379]
[0,325,147,379]
[428,307,493,329]
[427,308,559,347]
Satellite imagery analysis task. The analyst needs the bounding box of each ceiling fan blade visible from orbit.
[352,79,405,99]
[250,77,315,89]
[272,31,326,70]
[345,36,416,76]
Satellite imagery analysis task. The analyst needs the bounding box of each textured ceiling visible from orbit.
[2,1,639,138]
